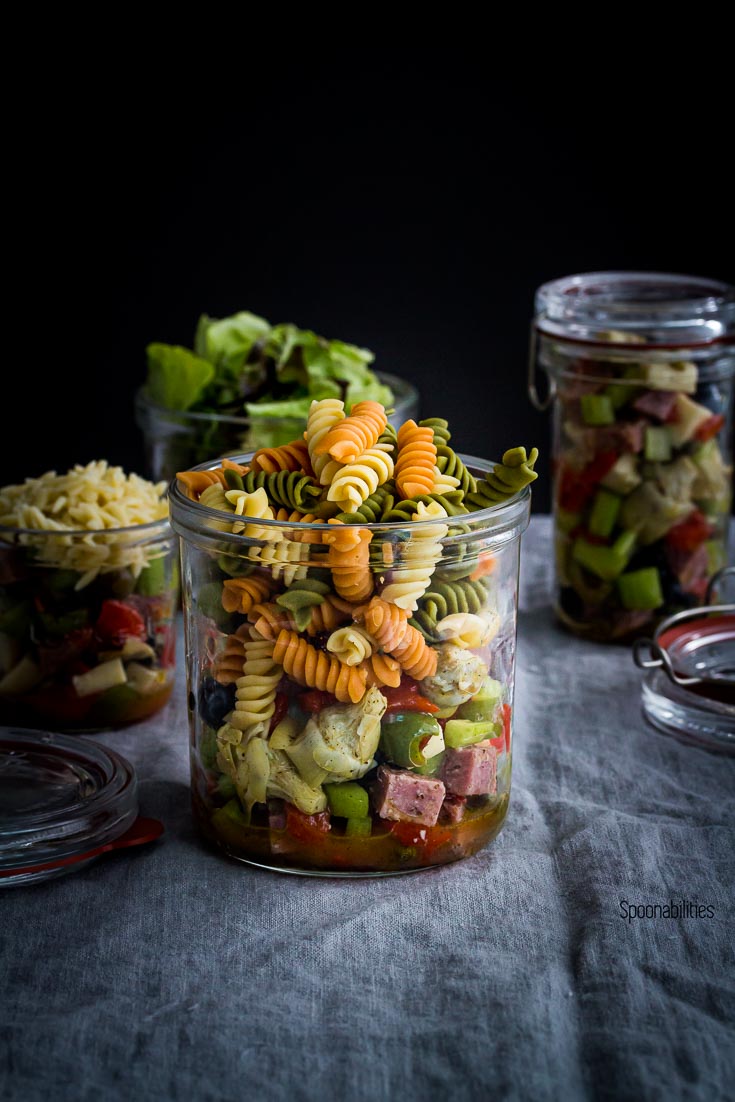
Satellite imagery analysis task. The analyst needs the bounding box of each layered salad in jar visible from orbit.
[0,462,176,729]
[552,333,733,641]
[175,400,536,873]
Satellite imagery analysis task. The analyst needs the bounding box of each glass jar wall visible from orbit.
[531,272,734,642]
[171,458,530,876]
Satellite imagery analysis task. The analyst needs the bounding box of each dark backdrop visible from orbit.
[7,69,733,512]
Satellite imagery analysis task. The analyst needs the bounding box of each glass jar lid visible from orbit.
[0,728,158,886]
[633,569,735,753]
[535,271,735,349]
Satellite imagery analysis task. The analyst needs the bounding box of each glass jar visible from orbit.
[170,456,530,876]
[136,372,420,483]
[0,518,177,730]
[530,272,734,642]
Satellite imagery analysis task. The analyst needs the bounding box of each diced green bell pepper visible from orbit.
[444,719,501,749]
[324,782,369,819]
[571,530,636,581]
[581,394,615,426]
[604,382,639,410]
[456,677,503,723]
[0,600,33,639]
[345,817,372,837]
[616,567,664,610]
[588,489,622,539]
[136,556,167,596]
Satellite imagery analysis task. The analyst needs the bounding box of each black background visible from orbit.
[8,66,733,512]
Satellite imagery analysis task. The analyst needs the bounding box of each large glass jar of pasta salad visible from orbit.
[170,411,534,875]
[0,463,177,730]
[530,272,734,642]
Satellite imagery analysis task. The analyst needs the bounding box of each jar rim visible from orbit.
[169,453,532,542]
[535,270,735,348]
[135,370,419,428]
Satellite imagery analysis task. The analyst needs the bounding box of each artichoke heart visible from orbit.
[285,685,387,786]
[266,748,327,815]
[420,643,487,708]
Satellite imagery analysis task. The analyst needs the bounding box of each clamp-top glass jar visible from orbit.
[530,272,734,642]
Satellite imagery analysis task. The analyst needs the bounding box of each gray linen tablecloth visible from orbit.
[2,517,733,1102]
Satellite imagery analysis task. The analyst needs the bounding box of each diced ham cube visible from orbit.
[594,420,647,454]
[440,796,468,823]
[632,390,679,422]
[608,609,654,640]
[372,766,445,827]
[667,543,710,593]
[441,745,497,797]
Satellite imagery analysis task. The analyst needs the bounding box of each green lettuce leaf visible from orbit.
[145,344,215,410]
[195,311,270,372]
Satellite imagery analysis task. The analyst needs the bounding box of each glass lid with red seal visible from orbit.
[634,567,735,752]
[0,728,162,886]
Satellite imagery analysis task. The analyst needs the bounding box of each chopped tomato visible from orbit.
[160,626,176,668]
[383,678,439,714]
[470,556,496,580]
[298,689,335,714]
[557,450,618,512]
[95,600,147,646]
[285,806,331,844]
[694,413,725,443]
[665,510,713,552]
[269,692,289,734]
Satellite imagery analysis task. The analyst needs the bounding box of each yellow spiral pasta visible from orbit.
[360,596,438,680]
[248,539,309,586]
[230,634,282,736]
[224,487,279,539]
[273,629,367,704]
[221,574,274,615]
[326,444,394,512]
[250,440,312,475]
[380,500,448,611]
[395,420,437,499]
[326,624,374,666]
[325,520,374,602]
[213,625,251,684]
[315,400,387,464]
[306,398,346,485]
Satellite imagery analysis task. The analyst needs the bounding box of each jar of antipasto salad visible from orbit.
[0,462,177,730]
[531,272,734,642]
[171,403,536,875]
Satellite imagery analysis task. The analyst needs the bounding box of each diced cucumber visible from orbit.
[415,751,445,777]
[457,677,503,723]
[556,508,582,534]
[444,719,501,748]
[571,532,636,582]
[345,818,372,837]
[324,782,369,819]
[73,658,127,698]
[588,490,622,539]
[644,426,672,462]
[604,382,639,410]
[580,394,615,426]
[616,568,664,611]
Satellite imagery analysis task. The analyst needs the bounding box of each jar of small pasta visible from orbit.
[170,413,534,876]
[0,463,177,730]
[530,272,734,642]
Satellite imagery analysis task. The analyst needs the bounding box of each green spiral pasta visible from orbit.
[378,423,398,448]
[436,444,477,496]
[409,578,488,639]
[382,491,468,521]
[433,521,480,581]
[241,470,322,512]
[466,447,538,509]
[275,578,332,630]
[418,417,451,446]
[336,482,396,524]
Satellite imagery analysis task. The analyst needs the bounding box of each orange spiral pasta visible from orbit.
[395,420,437,499]
[273,508,322,544]
[362,652,402,688]
[221,459,249,474]
[273,630,367,704]
[213,625,251,684]
[221,574,274,615]
[176,468,228,499]
[315,400,387,464]
[250,440,313,475]
[248,594,354,640]
[325,520,374,602]
[360,596,438,680]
